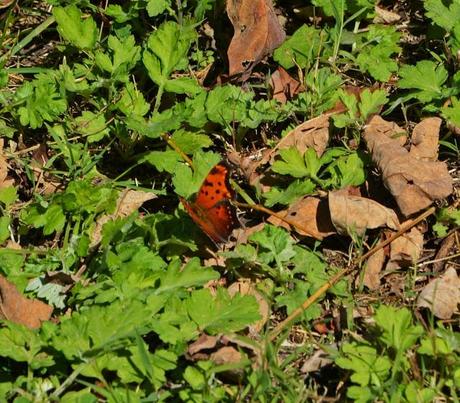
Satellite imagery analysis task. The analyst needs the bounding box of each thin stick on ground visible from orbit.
[267,206,436,342]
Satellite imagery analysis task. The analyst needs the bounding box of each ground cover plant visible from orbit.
[0,0,459,401]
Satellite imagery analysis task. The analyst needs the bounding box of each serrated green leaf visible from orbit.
[0,186,17,206]
[143,21,196,86]
[358,89,388,120]
[73,111,109,143]
[53,5,97,50]
[147,0,171,16]
[272,148,310,178]
[263,179,316,207]
[115,82,150,117]
[424,0,460,31]
[399,60,448,103]
[273,24,325,69]
[187,288,260,334]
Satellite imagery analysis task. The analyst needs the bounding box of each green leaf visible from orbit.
[0,186,17,206]
[355,25,400,82]
[142,150,182,173]
[184,366,205,390]
[73,111,109,143]
[358,89,388,120]
[143,21,196,86]
[249,225,296,266]
[272,148,310,178]
[164,77,202,95]
[53,5,98,50]
[0,216,10,244]
[398,60,448,103]
[156,258,219,294]
[424,0,460,31]
[441,96,460,128]
[336,342,392,387]
[172,151,221,198]
[170,129,212,154]
[115,82,150,117]
[187,288,260,334]
[273,25,325,69]
[374,305,424,351]
[16,75,67,129]
[147,0,171,17]
[263,179,316,207]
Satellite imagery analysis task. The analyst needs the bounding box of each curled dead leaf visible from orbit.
[226,0,285,77]
[272,114,330,158]
[270,67,302,104]
[0,139,15,189]
[417,267,460,319]
[0,275,53,329]
[329,189,399,236]
[374,5,401,24]
[387,227,424,269]
[363,247,385,290]
[268,197,335,240]
[364,116,452,216]
[410,117,441,161]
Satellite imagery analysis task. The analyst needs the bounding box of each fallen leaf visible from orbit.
[268,197,336,240]
[270,67,302,104]
[90,189,156,246]
[226,0,285,77]
[363,247,385,290]
[210,346,243,365]
[410,117,441,161]
[417,267,460,319]
[273,113,330,157]
[228,280,270,333]
[0,139,15,189]
[374,5,401,24]
[387,227,424,268]
[364,115,452,216]
[300,348,334,373]
[0,0,14,9]
[0,275,53,329]
[328,188,399,236]
[433,230,458,274]
[188,334,219,357]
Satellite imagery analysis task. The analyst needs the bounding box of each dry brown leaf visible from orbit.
[0,139,14,189]
[270,67,302,104]
[273,114,330,157]
[410,117,441,161]
[387,227,424,268]
[300,348,334,373]
[417,267,460,319]
[226,0,285,77]
[0,0,14,9]
[329,189,399,236]
[228,280,270,333]
[0,275,53,329]
[363,247,385,290]
[268,197,336,240]
[90,189,156,246]
[364,115,452,216]
[188,334,219,357]
[374,5,401,24]
[210,346,243,365]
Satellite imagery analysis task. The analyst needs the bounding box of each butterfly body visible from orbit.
[181,163,237,243]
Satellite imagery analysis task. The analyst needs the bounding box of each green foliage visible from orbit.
[53,5,98,50]
[398,60,449,103]
[336,306,432,403]
[0,0,458,400]
[355,25,400,82]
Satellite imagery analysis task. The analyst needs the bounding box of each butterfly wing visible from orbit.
[181,163,237,243]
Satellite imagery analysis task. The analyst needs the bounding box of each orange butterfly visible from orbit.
[180,163,237,243]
